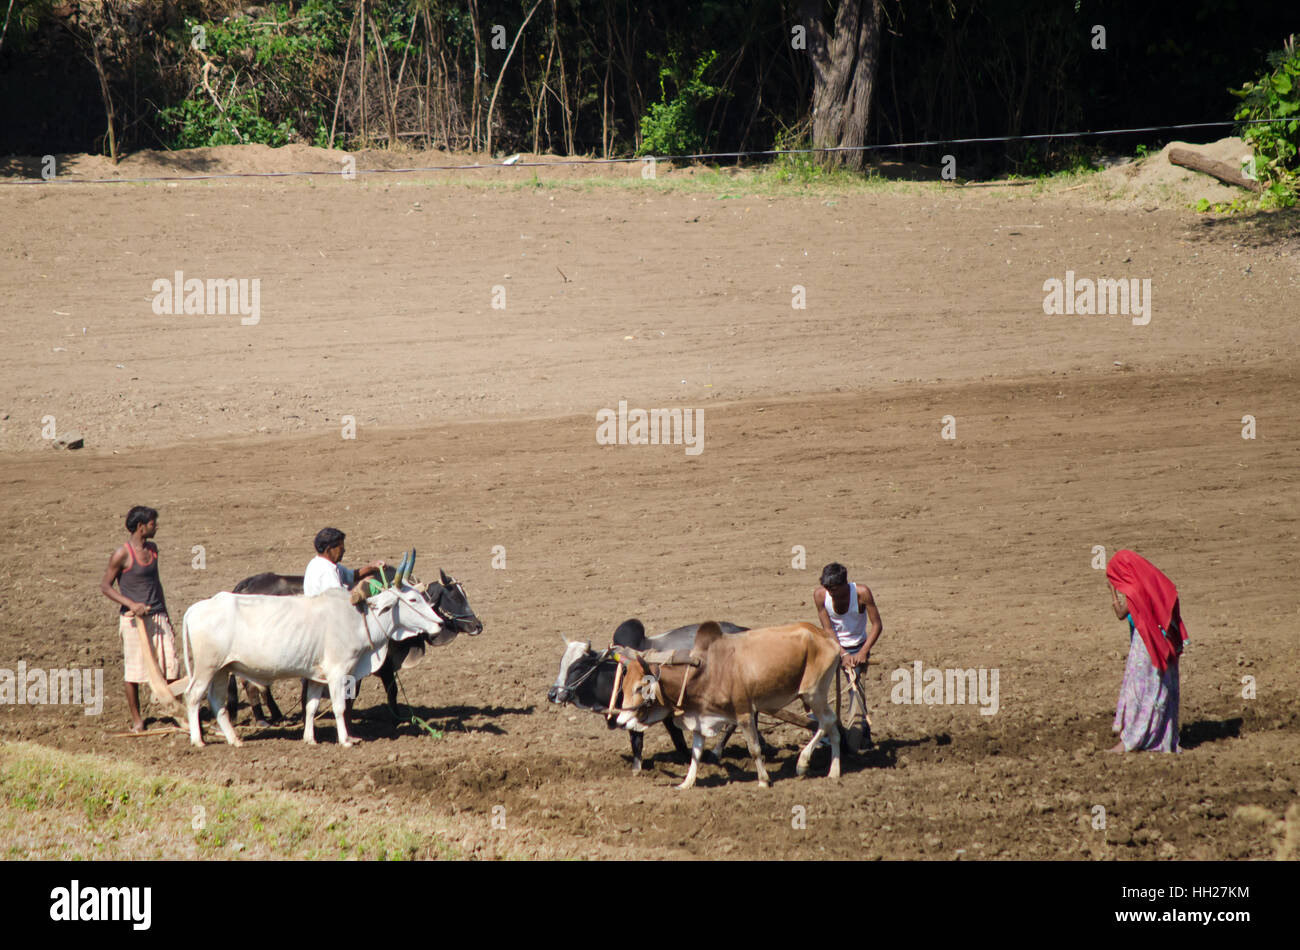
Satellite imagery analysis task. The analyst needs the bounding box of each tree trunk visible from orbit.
[328,5,360,150]
[468,0,482,151]
[359,1,368,145]
[368,18,398,148]
[89,34,118,162]
[485,0,542,157]
[801,0,882,172]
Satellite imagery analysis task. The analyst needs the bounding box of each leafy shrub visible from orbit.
[160,2,348,149]
[161,90,296,149]
[1232,34,1300,208]
[637,51,723,157]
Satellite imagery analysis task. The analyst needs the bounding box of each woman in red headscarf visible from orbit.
[1106,550,1189,753]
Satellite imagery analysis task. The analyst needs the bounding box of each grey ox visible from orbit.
[181,550,445,748]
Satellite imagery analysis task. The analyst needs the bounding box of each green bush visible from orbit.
[637,51,723,157]
[160,2,348,150]
[1232,35,1300,208]
[161,91,296,149]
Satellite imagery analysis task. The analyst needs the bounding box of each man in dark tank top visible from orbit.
[100,506,180,732]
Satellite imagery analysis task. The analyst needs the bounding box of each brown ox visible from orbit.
[615,621,840,789]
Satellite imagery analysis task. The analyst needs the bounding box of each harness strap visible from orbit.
[565,647,611,696]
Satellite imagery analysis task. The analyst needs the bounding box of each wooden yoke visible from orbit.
[615,647,701,713]
[637,648,699,667]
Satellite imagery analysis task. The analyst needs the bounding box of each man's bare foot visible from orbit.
[129,721,146,734]
[1107,741,1127,754]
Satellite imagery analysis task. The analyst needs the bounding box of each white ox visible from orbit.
[181,582,445,748]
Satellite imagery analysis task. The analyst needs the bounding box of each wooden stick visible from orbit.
[107,726,182,738]
[762,707,817,730]
[605,661,624,718]
[674,665,693,711]
[132,616,186,716]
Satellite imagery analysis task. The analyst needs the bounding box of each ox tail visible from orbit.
[181,608,194,684]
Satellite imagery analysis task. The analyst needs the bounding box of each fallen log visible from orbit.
[1168,147,1261,193]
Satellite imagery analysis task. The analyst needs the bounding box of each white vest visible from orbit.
[824,585,868,649]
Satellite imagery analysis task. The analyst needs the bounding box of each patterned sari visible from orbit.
[1113,618,1180,752]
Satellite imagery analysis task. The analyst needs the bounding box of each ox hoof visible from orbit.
[674,780,694,791]
[253,718,270,729]
[758,780,771,789]
[190,740,205,749]
[340,740,355,749]
[303,738,317,745]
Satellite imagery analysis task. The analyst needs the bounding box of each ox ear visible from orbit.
[440,568,453,586]
[399,641,427,670]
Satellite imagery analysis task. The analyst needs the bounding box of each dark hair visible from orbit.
[125,506,158,532]
[314,527,345,554]
[820,562,848,588]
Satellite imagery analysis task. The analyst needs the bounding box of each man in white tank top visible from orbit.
[814,562,883,747]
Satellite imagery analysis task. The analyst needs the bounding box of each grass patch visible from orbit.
[117,151,1123,204]
[0,741,465,860]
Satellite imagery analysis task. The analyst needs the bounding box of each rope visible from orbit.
[3,118,1284,186]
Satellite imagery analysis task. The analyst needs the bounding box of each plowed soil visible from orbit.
[1,148,1297,859]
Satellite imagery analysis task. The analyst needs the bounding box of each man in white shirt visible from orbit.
[303,527,387,597]
[814,562,884,751]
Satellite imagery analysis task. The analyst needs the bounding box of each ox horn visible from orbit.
[394,550,411,587]
[406,548,417,582]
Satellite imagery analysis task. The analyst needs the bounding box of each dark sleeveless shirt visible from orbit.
[118,542,167,615]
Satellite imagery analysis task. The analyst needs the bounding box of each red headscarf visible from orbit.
[1106,549,1188,672]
